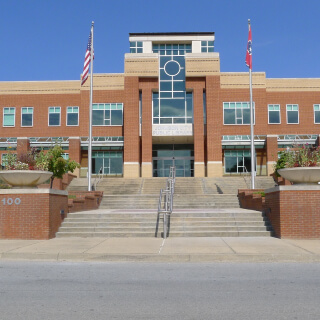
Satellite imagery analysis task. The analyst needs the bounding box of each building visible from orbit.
[1,32,320,178]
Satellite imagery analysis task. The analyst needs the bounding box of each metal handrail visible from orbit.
[92,166,103,191]
[157,166,176,239]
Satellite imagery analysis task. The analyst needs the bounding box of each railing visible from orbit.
[157,166,176,239]
[92,166,103,191]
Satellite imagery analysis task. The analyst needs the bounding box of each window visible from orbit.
[21,107,33,127]
[48,107,61,126]
[66,107,79,126]
[130,41,143,53]
[224,150,253,173]
[3,107,15,127]
[314,104,320,124]
[268,104,280,124]
[201,41,214,53]
[92,103,123,126]
[223,102,254,125]
[286,104,299,124]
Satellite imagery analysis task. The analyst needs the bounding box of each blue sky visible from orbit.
[1,0,319,81]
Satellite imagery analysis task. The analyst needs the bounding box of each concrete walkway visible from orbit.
[1,237,320,263]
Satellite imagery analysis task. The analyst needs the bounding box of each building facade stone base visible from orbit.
[141,162,152,177]
[207,161,223,177]
[123,162,140,178]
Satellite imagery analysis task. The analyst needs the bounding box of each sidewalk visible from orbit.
[1,237,320,263]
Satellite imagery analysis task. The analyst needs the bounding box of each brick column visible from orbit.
[206,76,223,177]
[123,76,140,177]
[141,88,153,177]
[17,137,30,157]
[193,85,205,177]
[68,137,81,177]
[266,135,278,176]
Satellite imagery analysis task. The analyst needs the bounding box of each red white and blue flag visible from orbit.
[245,24,252,69]
[81,31,93,86]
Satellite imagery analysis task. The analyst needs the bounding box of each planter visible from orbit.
[278,167,320,185]
[0,170,53,189]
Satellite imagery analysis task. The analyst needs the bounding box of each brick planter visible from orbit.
[264,186,320,239]
[0,189,68,239]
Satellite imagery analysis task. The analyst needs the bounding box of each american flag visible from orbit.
[81,31,93,86]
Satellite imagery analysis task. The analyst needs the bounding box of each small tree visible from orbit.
[47,145,80,188]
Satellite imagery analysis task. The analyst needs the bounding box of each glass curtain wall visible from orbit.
[152,44,192,124]
[92,151,123,175]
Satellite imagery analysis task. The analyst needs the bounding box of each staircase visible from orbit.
[57,176,276,238]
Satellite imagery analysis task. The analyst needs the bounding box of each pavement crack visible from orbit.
[158,239,166,254]
[221,238,237,254]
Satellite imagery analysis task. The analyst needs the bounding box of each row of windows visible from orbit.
[3,103,320,127]
[223,103,320,125]
[2,105,124,127]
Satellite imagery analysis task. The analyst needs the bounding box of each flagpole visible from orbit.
[248,19,255,189]
[88,21,94,191]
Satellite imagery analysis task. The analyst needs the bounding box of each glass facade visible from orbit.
[152,44,193,124]
[224,150,252,173]
[92,151,123,175]
[152,144,194,177]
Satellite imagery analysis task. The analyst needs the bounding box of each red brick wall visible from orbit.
[140,79,158,163]
[0,190,68,239]
[265,188,320,239]
[188,78,206,163]
[124,77,140,163]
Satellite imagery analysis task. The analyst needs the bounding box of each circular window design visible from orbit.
[164,60,181,77]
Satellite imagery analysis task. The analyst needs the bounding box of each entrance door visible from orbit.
[152,144,194,177]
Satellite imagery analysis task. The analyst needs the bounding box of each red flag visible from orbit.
[245,23,252,69]
[81,31,94,86]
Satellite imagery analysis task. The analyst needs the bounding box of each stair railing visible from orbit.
[157,166,176,239]
[92,166,103,191]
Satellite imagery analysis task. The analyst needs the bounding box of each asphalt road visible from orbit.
[0,261,320,320]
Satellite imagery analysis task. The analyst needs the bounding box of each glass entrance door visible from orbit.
[153,157,194,177]
[152,144,194,177]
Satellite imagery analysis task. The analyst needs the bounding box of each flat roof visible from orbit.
[129,32,214,36]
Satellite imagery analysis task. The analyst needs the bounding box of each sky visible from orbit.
[1,0,320,82]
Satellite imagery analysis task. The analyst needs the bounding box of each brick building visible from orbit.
[1,32,320,178]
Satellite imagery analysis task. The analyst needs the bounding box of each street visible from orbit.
[0,261,319,320]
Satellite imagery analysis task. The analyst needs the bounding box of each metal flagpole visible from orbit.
[248,19,255,189]
[88,21,94,191]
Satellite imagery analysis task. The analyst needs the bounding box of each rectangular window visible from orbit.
[66,106,79,126]
[129,41,143,53]
[201,41,214,53]
[21,107,33,127]
[314,104,320,124]
[48,107,61,126]
[286,104,299,124]
[223,102,254,125]
[92,103,123,126]
[3,107,15,127]
[268,104,280,124]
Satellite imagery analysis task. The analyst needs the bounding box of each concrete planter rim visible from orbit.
[0,170,53,189]
[278,167,320,185]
